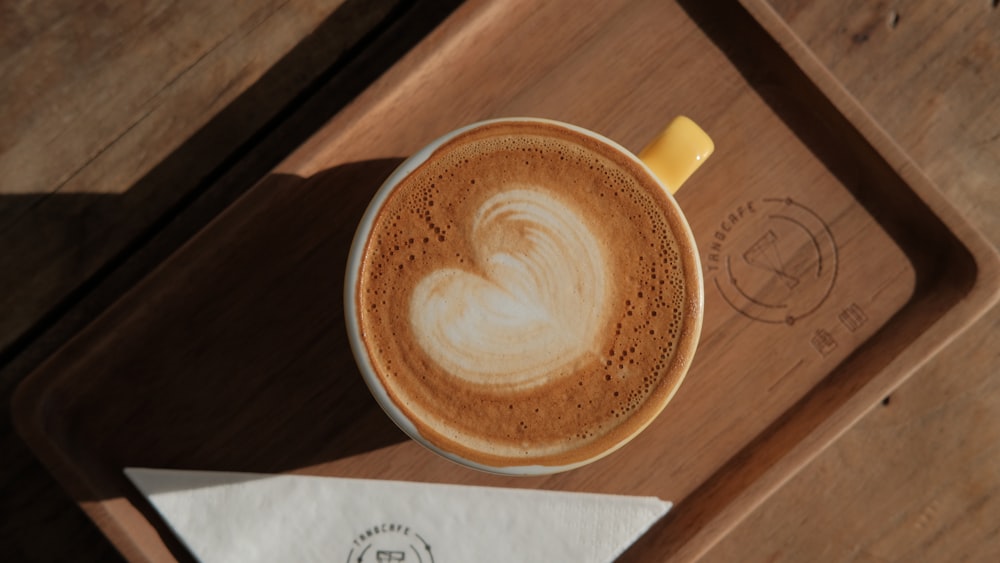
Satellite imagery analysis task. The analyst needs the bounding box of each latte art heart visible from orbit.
[410,187,609,388]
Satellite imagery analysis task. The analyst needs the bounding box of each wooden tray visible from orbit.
[14,0,1000,561]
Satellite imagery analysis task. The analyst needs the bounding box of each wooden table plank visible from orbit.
[705,0,1000,560]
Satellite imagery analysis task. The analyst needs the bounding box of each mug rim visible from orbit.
[344,117,704,475]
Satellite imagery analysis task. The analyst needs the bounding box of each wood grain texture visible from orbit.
[705,0,1000,561]
[1,1,422,560]
[10,0,999,561]
[0,0,403,356]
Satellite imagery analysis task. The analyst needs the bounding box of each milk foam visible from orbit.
[410,187,609,389]
[356,121,698,468]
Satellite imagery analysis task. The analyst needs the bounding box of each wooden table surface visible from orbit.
[1,0,996,560]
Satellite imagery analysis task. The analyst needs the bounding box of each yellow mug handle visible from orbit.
[638,116,714,194]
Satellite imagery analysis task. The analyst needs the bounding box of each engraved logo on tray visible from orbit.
[703,197,838,325]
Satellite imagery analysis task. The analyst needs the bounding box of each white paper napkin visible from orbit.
[125,468,670,563]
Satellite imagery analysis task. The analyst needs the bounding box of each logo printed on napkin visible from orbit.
[125,468,670,563]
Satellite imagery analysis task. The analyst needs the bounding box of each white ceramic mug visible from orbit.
[345,117,713,474]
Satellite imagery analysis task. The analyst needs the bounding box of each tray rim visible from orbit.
[13,0,1000,561]
[654,1,1000,559]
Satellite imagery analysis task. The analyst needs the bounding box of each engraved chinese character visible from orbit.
[810,329,837,357]
[838,303,868,332]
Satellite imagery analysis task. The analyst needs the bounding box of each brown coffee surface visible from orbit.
[356,121,700,468]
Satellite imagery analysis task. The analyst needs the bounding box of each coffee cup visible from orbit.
[345,117,713,475]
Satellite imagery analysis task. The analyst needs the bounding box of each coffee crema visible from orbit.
[355,121,700,468]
